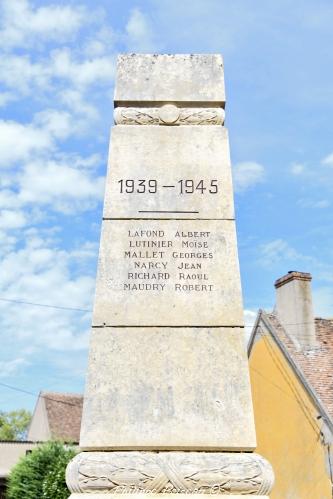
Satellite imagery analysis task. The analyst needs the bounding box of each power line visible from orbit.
[259,329,321,435]
[250,365,316,415]
[0,382,82,408]
[0,297,91,313]
[0,297,330,327]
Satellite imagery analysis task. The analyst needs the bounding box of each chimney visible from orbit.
[274,271,317,350]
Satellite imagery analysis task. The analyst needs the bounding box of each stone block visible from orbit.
[69,496,270,499]
[92,219,243,327]
[114,54,225,104]
[103,125,234,220]
[80,327,256,450]
[66,452,274,495]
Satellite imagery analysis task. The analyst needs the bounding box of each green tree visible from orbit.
[42,446,76,499]
[0,409,31,440]
[6,441,76,499]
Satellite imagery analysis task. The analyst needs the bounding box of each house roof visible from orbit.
[249,311,333,428]
[41,391,83,442]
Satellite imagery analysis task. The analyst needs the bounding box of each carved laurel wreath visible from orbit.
[114,105,225,126]
[66,451,274,495]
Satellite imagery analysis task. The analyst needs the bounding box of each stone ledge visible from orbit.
[114,106,225,126]
[69,495,270,498]
[66,451,274,496]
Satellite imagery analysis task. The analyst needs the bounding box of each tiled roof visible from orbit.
[42,391,83,442]
[264,313,333,421]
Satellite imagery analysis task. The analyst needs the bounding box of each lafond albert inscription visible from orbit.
[93,219,243,326]
[123,228,214,292]
[104,175,220,293]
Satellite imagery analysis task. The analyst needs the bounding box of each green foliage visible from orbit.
[0,409,31,440]
[7,441,76,499]
[42,446,76,499]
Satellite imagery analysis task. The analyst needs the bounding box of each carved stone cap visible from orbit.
[66,451,274,495]
[114,54,225,105]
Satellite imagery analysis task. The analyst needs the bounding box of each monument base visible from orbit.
[69,495,270,499]
[66,451,274,497]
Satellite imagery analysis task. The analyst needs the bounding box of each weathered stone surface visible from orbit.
[114,54,225,104]
[67,451,274,494]
[69,495,270,499]
[80,327,255,450]
[114,106,225,125]
[68,53,273,499]
[103,126,234,220]
[92,219,243,327]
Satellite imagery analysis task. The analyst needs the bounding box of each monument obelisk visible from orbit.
[66,54,274,498]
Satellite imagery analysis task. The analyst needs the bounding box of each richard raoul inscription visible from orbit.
[125,229,213,292]
[92,219,243,327]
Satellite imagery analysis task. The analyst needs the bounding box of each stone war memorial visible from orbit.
[66,54,274,498]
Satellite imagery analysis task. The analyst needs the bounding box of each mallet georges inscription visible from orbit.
[124,228,214,292]
[110,174,221,293]
[93,163,243,326]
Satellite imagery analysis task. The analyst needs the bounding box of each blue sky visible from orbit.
[0,0,332,412]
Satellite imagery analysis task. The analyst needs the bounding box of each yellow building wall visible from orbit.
[249,330,332,499]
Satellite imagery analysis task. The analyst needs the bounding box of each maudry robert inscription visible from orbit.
[92,219,243,327]
[123,229,214,292]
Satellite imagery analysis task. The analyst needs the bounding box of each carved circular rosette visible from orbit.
[113,107,225,126]
[66,451,274,495]
[158,104,180,124]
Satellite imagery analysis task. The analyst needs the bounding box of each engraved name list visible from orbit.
[124,228,214,292]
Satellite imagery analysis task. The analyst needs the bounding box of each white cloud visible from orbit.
[0,3,116,133]
[18,159,105,213]
[233,161,265,192]
[244,309,257,327]
[0,116,104,217]
[50,48,116,89]
[0,358,28,378]
[0,50,116,96]
[0,111,84,168]
[259,239,302,267]
[0,230,17,256]
[34,109,75,140]
[0,115,104,215]
[0,190,20,210]
[298,198,331,209]
[0,119,54,167]
[258,239,331,278]
[83,27,117,57]
[71,154,102,170]
[0,91,15,107]
[0,0,86,49]
[0,54,49,93]
[60,89,99,120]
[244,309,258,344]
[290,162,306,175]
[0,52,114,127]
[0,236,96,352]
[314,199,331,208]
[126,8,157,52]
[322,152,333,167]
[0,210,28,230]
